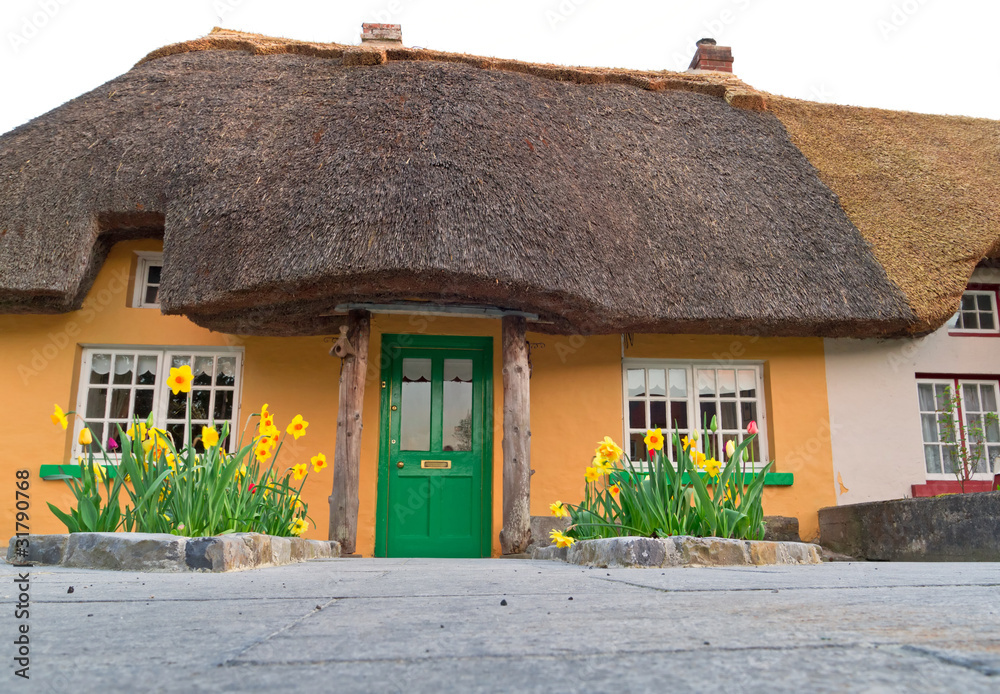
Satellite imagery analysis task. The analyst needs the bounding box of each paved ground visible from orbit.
[2,558,999,693]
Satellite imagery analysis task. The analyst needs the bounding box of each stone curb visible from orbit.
[531,536,821,568]
[5,533,341,572]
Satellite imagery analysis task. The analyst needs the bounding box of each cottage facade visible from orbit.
[1,27,997,554]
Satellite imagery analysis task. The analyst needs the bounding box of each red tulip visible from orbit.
[747,421,759,435]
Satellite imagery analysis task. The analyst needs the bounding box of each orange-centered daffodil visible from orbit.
[644,428,664,452]
[287,415,309,440]
[310,453,328,473]
[166,365,194,395]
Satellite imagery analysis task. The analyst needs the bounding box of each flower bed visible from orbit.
[547,420,772,549]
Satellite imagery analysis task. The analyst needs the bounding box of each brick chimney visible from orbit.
[361,23,402,46]
[688,38,734,73]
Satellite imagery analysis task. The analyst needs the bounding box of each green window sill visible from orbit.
[40,464,120,480]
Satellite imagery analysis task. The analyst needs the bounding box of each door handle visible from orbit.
[396,461,404,469]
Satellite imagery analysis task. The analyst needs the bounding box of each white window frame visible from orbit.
[622,359,769,471]
[132,252,163,309]
[947,288,1000,335]
[917,377,1000,480]
[72,345,244,462]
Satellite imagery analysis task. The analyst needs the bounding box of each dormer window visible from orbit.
[133,252,163,309]
[947,286,999,335]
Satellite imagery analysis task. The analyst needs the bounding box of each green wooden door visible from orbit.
[376,335,493,558]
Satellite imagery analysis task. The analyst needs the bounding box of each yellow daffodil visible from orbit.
[550,501,570,518]
[550,530,575,548]
[584,466,602,483]
[166,364,194,395]
[254,441,272,463]
[595,436,623,463]
[126,422,149,441]
[704,458,721,478]
[681,435,696,451]
[725,439,736,459]
[289,518,308,536]
[51,404,68,430]
[310,453,327,473]
[201,425,220,448]
[292,463,308,480]
[691,449,707,470]
[644,428,665,452]
[592,456,614,474]
[286,414,309,440]
[78,427,93,446]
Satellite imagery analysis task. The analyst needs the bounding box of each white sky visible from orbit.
[1,0,998,135]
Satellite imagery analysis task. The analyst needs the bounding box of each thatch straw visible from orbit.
[0,30,937,336]
[767,96,1000,332]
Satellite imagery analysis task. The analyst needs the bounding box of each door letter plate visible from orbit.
[420,460,451,469]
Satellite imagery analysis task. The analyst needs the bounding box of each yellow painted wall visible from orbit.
[0,241,835,551]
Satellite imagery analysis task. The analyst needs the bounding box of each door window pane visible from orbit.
[668,369,687,398]
[113,355,134,384]
[647,369,666,397]
[442,359,473,452]
[649,401,667,429]
[627,369,645,397]
[400,358,432,451]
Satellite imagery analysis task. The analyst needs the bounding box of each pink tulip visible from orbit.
[747,421,759,435]
[107,437,119,450]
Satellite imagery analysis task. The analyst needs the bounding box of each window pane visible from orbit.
[191,390,211,420]
[741,402,758,430]
[649,401,667,429]
[442,359,473,452]
[980,312,996,330]
[961,294,976,311]
[670,401,688,429]
[962,312,979,329]
[985,416,1000,443]
[924,445,941,474]
[193,357,214,386]
[668,369,687,398]
[699,401,717,430]
[216,357,236,386]
[167,423,185,449]
[697,370,716,396]
[629,432,647,461]
[90,354,111,384]
[168,390,187,419]
[721,401,738,430]
[629,401,646,429]
[400,358,432,451]
[941,446,957,475]
[647,369,666,397]
[113,354,134,384]
[963,384,980,412]
[976,293,992,311]
[718,370,736,397]
[109,389,131,419]
[988,445,1000,473]
[86,423,104,448]
[86,388,107,418]
[137,355,158,385]
[738,370,756,398]
[135,389,154,418]
[171,355,191,369]
[920,414,939,443]
[144,286,160,305]
[917,383,935,411]
[627,369,645,397]
[147,265,162,284]
[214,390,234,421]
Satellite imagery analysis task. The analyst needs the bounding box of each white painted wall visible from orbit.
[824,268,1000,505]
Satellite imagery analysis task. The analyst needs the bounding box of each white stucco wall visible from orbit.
[824,268,1000,505]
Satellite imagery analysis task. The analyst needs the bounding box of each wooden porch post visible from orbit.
[328,309,371,554]
[499,315,531,554]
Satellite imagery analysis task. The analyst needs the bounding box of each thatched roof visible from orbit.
[5,28,990,337]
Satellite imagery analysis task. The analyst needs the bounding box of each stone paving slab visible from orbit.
[1,559,998,692]
[6,532,340,572]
